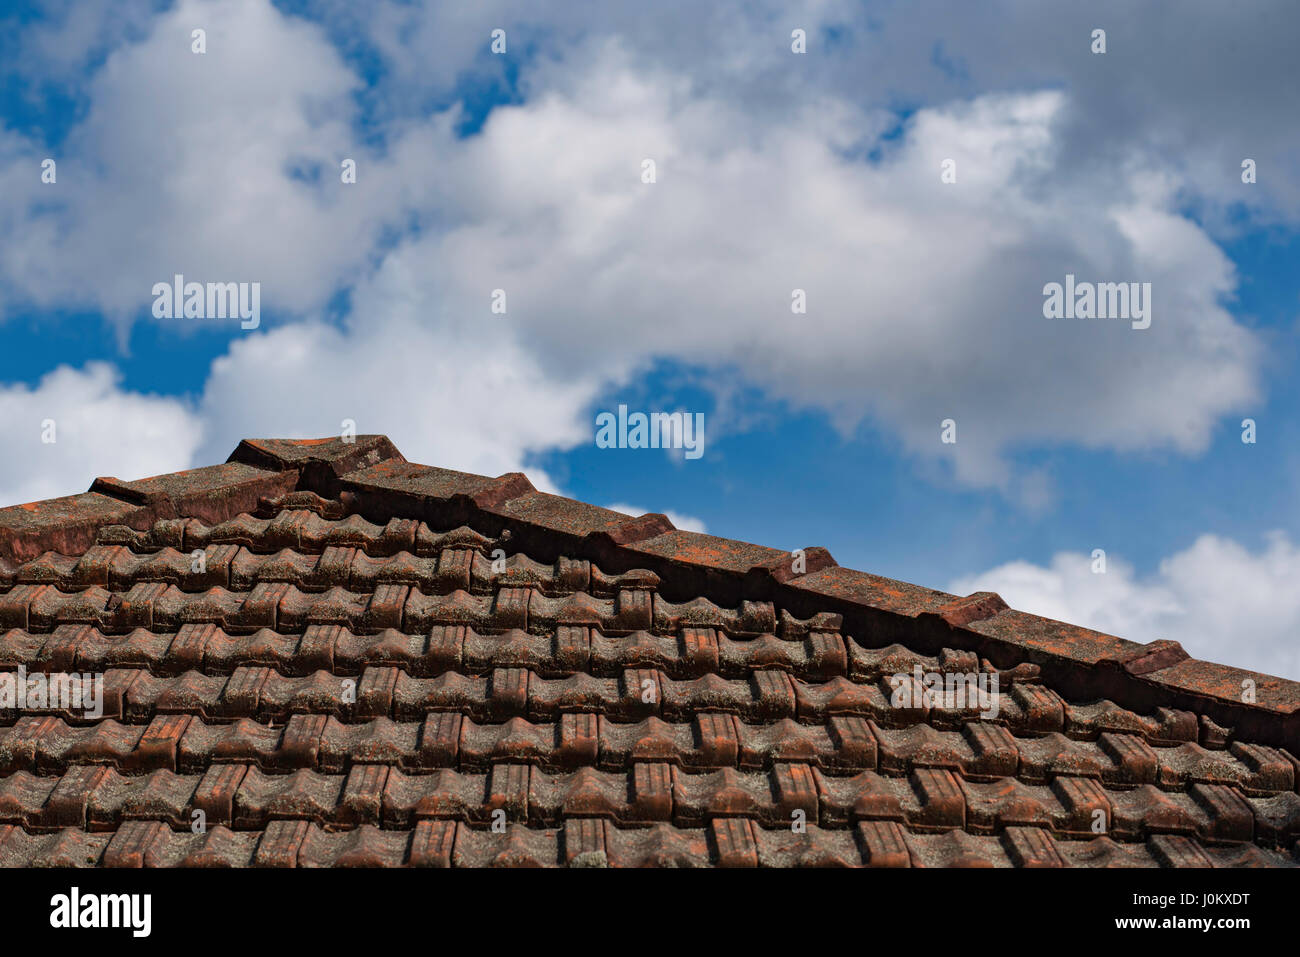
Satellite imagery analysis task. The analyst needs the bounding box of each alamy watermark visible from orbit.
[50,887,150,937]
[1042,274,1151,330]
[152,274,260,329]
[888,666,1000,719]
[595,405,705,459]
[0,665,103,719]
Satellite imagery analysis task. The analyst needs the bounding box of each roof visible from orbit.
[0,434,1296,867]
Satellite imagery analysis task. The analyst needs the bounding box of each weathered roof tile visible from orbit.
[0,435,1295,867]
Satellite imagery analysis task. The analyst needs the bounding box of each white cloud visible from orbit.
[347,0,1300,224]
[949,533,1300,681]
[0,0,405,321]
[0,364,202,505]
[194,310,604,491]
[6,0,161,83]
[385,44,1258,489]
[605,503,708,534]
[0,1,1267,500]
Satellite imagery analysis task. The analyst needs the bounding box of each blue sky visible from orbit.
[1,0,1298,678]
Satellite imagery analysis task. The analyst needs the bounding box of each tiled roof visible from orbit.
[0,435,1297,867]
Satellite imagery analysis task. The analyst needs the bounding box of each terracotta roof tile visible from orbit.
[0,435,1297,867]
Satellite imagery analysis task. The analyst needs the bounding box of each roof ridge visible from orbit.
[2,434,1297,753]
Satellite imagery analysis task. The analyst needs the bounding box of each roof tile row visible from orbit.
[2,436,1298,867]
[0,819,1289,869]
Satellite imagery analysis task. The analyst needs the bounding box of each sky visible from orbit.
[1,0,1298,678]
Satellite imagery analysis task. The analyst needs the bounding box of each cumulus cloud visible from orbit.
[342,0,1300,224]
[0,0,404,321]
[386,42,1258,488]
[949,533,1300,680]
[0,0,1271,500]
[0,363,202,505]
[194,315,605,492]
[1,0,160,85]
[605,503,708,534]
